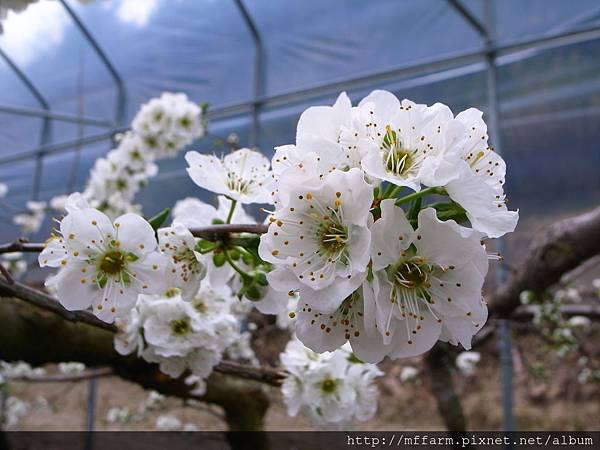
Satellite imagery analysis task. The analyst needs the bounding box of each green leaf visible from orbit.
[408,197,422,221]
[148,208,170,231]
[212,218,225,225]
[430,201,468,223]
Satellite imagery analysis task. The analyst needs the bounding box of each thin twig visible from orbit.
[0,240,45,254]
[213,360,286,387]
[190,223,268,240]
[0,263,13,284]
[0,224,269,255]
[7,367,113,383]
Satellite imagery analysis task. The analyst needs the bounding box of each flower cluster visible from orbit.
[132,92,206,160]
[114,286,238,392]
[1,252,27,279]
[82,92,205,219]
[13,200,46,234]
[39,193,170,322]
[251,90,518,363]
[280,338,382,428]
[455,351,481,375]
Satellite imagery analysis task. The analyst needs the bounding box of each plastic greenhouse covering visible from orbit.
[1,0,599,271]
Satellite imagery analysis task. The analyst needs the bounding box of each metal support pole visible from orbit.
[1,22,600,169]
[84,378,97,450]
[233,0,265,148]
[484,2,515,433]
[0,104,114,127]
[447,0,515,432]
[59,0,126,125]
[0,47,51,201]
[0,128,127,166]
[498,319,515,432]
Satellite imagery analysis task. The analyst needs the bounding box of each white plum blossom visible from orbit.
[292,287,388,364]
[140,390,166,413]
[280,339,382,427]
[270,93,371,207]
[155,415,182,431]
[115,286,238,385]
[57,362,85,375]
[433,108,518,238]
[172,195,255,228]
[44,207,167,322]
[157,223,206,300]
[358,91,458,191]
[253,286,298,330]
[13,200,46,234]
[106,406,130,424]
[259,168,372,313]
[1,252,27,278]
[0,360,46,379]
[133,92,205,159]
[50,194,68,211]
[568,315,591,330]
[2,397,28,429]
[185,148,274,204]
[79,93,205,219]
[455,351,481,375]
[0,182,7,198]
[366,202,488,361]
[399,366,419,383]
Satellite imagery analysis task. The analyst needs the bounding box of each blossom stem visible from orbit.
[395,187,445,206]
[198,243,219,254]
[223,250,247,278]
[226,199,237,224]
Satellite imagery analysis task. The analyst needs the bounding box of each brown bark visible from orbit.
[489,206,600,315]
[0,296,271,437]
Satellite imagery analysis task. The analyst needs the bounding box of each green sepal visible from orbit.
[196,240,215,252]
[347,353,364,364]
[98,274,108,289]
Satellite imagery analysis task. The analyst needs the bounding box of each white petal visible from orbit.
[114,213,157,256]
[369,199,414,271]
[415,208,485,269]
[185,151,229,196]
[61,208,114,256]
[55,261,100,311]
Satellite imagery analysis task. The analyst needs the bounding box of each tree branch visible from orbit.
[7,367,113,383]
[0,296,271,436]
[190,223,268,240]
[488,206,600,316]
[0,224,269,255]
[0,277,287,387]
[0,240,44,254]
